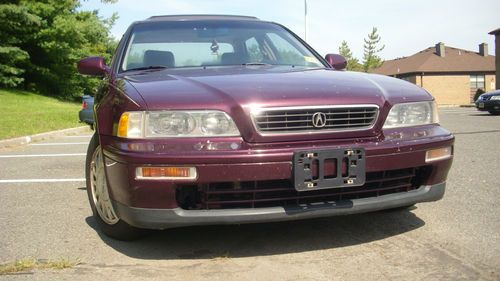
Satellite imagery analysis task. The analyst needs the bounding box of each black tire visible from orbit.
[488,111,500,115]
[85,134,146,240]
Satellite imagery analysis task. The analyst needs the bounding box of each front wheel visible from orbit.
[85,134,146,240]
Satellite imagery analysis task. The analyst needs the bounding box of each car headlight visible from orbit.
[117,110,240,138]
[383,101,438,129]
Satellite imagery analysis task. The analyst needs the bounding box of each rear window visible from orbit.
[125,42,234,69]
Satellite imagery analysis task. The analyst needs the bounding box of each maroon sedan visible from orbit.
[78,15,454,240]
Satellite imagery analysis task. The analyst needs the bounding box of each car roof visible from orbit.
[144,15,260,22]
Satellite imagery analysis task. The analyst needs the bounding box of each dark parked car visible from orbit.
[78,95,94,129]
[78,15,454,240]
[475,90,500,115]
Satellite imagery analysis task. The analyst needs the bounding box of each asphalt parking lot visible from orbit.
[0,107,499,280]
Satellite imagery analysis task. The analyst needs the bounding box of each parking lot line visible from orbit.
[30,142,88,146]
[0,178,85,183]
[0,153,86,158]
[439,110,475,113]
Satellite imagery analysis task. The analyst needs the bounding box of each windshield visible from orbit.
[120,20,326,71]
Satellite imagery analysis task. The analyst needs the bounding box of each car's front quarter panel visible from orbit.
[95,78,147,137]
[362,73,434,104]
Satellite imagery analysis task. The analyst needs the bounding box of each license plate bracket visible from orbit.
[293,148,366,191]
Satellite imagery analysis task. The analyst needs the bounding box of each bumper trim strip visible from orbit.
[113,182,446,230]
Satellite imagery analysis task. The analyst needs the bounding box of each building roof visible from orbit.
[489,28,500,35]
[372,45,495,76]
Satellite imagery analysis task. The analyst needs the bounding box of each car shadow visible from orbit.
[468,113,497,116]
[86,207,424,260]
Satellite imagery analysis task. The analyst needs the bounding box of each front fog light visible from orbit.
[136,166,197,180]
[425,146,452,163]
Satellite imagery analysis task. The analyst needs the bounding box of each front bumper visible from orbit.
[475,100,500,111]
[101,124,454,210]
[113,182,445,229]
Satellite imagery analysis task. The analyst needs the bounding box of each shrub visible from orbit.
[474,88,486,102]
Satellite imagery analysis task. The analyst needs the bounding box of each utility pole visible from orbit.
[304,0,308,41]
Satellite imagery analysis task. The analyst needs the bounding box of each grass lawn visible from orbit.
[0,89,82,140]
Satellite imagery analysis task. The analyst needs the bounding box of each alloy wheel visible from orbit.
[90,146,119,225]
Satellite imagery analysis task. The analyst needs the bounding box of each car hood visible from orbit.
[482,91,500,97]
[124,66,433,142]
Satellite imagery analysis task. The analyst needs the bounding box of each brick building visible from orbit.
[372,43,496,105]
[489,28,500,90]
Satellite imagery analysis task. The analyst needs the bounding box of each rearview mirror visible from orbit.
[325,54,347,70]
[77,57,110,76]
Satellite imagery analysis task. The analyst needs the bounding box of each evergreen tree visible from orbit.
[0,0,117,99]
[0,2,40,87]
[338,40,362,71]
[362,27,385,72]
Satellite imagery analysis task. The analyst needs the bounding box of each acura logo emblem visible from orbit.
[312,112,327,128]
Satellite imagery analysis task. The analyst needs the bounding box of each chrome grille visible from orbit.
[252,105,379,134]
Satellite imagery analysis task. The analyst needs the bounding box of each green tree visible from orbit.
[0,0,117,99]
[338,40,362,71]
[0,2,41,87]
[362,27,385,72]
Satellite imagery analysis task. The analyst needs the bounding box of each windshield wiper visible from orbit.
[123,65,167,72]
[242,62,273,66]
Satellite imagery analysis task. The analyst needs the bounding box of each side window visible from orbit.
[266,33,305,65]
[245,37,264,62]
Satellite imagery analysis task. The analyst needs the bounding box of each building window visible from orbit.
[470,75,485,89]
[396,75,415,84]
[470,75,486,103]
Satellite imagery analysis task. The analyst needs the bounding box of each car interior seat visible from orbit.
[220,52,246,65]
[143,50,175,68]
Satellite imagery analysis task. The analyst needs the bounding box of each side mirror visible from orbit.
[77,57,110,76]
[325,54,347,70]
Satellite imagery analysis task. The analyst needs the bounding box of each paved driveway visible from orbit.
[0,107,499,280]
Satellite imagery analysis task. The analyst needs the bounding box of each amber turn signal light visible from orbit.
[136,166,197,180]
[117,112,130,137]
[425,146,452,163]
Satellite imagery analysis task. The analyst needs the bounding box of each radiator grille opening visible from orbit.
[252,106,378,134]
[176,166,431,210]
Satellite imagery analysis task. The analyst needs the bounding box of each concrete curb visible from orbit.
[0,126,93,150]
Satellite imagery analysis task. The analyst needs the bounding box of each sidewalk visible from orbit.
[0,126,92,150]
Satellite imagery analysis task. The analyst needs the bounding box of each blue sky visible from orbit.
[80,0,500,59]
